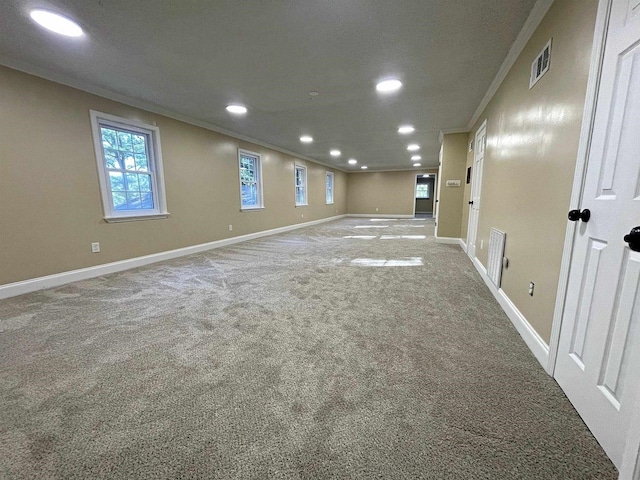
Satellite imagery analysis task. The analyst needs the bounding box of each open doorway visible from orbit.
[413,173,436,219]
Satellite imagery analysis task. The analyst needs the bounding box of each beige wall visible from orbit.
[437,133,469,238]
[0,66,347,286]
[466,0,598,342]
[346,170,438,216]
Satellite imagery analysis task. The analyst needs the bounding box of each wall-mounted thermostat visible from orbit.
[446,180,461,187]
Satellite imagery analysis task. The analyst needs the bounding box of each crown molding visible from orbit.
[0,56,348,173]
[466,0,555,131]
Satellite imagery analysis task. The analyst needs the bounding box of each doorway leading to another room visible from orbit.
[413,173,436,219]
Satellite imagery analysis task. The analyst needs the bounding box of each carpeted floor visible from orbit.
[0,218,617,479]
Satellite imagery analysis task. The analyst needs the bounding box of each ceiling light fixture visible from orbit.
[398,125,415,134]
[330,150,341,157]
[30,9,83,37]
[361,166,368,170]
[407,144,420,151]
[348,159,358,165]
[300,135,313,143]
[411,155,422,161]
[376,78,402,93]
[226,104,247,114]
[413,163,422,167]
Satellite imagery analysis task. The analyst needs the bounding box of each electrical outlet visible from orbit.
[480,239,484,249]
[301,213,304,218]
[375,207,379,212]
[91,242,100,253]
[228,224,232,231]
[528,282,535,296]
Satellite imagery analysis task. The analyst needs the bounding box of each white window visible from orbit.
[416,183,430,199]
[295,165,307,206]
[90,111,168,222]
[238,149,263,210]
[326,172,334,204]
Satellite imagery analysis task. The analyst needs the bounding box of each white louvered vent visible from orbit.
[530,39,552,88]
[487,228,506,288]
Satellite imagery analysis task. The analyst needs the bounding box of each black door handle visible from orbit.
[568,209,590,223]
[469,201,474,205]
[624,227,640,252]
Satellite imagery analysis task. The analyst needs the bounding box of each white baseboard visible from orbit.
[347,214,414,219]
[0,215,347,300]
[459,239,468,252]
[471,257,550,372]
[435,236,463,246]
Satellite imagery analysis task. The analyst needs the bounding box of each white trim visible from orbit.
[89,110,169,221]
[0,56,348,174]
[0,215,347,300]
[238,148,264,210]
[294,164,308,206]
[466,0,555,131]
[459,238,468,252]
[435,236,462,245]
[471,256,550,370]
[326,171,335,205]
[547,0,613,376]
[347,214,414,219]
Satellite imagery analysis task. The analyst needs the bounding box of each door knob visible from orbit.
[568,209,590,223]
[624,227,640,252]
[469,201,474,205]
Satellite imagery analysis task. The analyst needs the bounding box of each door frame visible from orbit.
[547,0,611,375]
[466,119,487,259]
[413,173,436,217]
[435,146,443,236]
[547,0,640,473]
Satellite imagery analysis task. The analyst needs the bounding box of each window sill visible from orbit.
[241,206,265,212]
[295,203,308,208]
[104,213,170,223]
[326,202,334,205]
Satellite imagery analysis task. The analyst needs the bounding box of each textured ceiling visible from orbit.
[0,0,537,170]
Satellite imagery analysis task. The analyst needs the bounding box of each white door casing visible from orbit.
[435,145,443,236]
[554,0,640,470]
[466,120,487,259]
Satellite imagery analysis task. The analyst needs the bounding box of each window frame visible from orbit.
[415,183,431,199]
[238,148,264,211]
[90,110,168,223]
[326,171,334,205]
[294,164,308,206]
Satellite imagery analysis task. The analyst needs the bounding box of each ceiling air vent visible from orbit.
[530,39,552,89]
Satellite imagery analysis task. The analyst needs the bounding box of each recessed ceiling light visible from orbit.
[411,155,422,161]
[226,104,247,114]
[330,149,341,157]
[361,166,368,170]
[376,78,402,93]
[300,135,313,143]
[348,159,358,165]
[30,10,83,37]
[398,125,415,134]
[407,144,420,151]
[413,163,422,167]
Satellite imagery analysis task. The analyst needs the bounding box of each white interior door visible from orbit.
[554,0,640,470]
[435,145,443,236]
[466,120,486,259]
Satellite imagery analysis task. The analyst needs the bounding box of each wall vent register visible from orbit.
[530,39,552,88]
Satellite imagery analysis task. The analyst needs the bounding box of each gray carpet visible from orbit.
[0,218,617,479]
